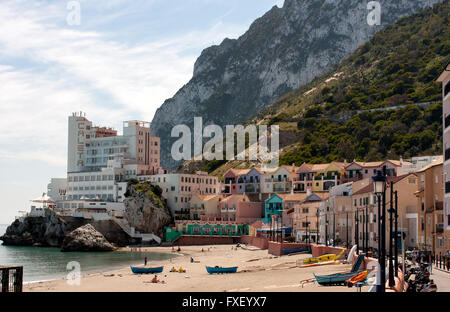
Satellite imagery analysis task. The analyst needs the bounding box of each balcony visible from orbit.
[293,176,312,182]
[244,183,260,193]
[436,223,444,234]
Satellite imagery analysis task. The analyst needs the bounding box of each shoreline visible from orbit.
[24,244,368,292]
[1,244,178,284]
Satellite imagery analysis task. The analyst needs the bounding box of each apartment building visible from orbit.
[223,167,291,195]
[294,162,344,193]
[68,112,161,175]
[289,193,326,243]
[148,171,220,219]
[352,173,418,252]
[219,194,265,224]
[189,194,223,221]
[415,157,445,254]
[438,63,450,253]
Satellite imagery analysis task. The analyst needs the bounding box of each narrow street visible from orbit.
[431,267,450,292]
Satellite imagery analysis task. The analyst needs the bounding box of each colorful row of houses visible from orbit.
[320,156,450,257]
[163,156,449,257]
[222,159,410,195]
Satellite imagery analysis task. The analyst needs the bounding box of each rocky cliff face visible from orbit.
[123,182,172,239]
[0,209,85,247]
[0,209,135,248]
[61,224,116,252]
[151,0,441,170]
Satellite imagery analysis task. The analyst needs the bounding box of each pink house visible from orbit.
[343,160,409,183]
[223,169,251,194]
[219,194,264,224]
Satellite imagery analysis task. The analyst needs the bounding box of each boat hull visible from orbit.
[314,272,359,286]
[206,266,238,274]
[130,266,164,274]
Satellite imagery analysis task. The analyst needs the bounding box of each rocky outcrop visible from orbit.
[0,209,136,248]
[123,182,172,239]
[61,224,116,252]
[151,0,442,170]
[0,209,85,247]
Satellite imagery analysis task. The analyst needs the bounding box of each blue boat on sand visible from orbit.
[206,266,238,274]
[130,266,164,274]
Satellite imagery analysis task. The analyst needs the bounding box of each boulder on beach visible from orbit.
[61,224,117,252]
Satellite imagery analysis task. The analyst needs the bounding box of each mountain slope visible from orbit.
[151,0,441,170]
[181,0,449,177]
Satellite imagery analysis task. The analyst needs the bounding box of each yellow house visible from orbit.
[311,162,345,192]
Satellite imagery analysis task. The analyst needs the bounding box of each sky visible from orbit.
[0,0,285,224]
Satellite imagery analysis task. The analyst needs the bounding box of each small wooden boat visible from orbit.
[282,247,309,255]
[303,250,345,265]
[298,260,340,268]
[130,266,164,274]
[345,270,368,287]
[314,272,359,286]
[206,266,238,274]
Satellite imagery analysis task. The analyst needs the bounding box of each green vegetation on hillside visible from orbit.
[269,1,449,165]
[127,179,164,208]
[180,1,449,174]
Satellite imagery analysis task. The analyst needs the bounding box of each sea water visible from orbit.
[0,224,174,282]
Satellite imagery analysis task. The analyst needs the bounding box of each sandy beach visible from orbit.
[24,244,368,292]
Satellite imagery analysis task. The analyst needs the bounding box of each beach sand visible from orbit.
[24,244,368,292]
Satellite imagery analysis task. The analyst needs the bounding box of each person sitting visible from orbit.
[151,275,160,283]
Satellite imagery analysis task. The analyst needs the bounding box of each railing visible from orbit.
[0,266,23,293]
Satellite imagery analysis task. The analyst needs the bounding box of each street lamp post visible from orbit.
[394,191,399,277]
[355,209,359,252]
[333,211,336,247]
[325,215,329,247]
[346,212,349,249]
[388,181,395,287]
[362,207,365,253]
[316,210,319,245]
[366,204,369,255]
[373,170,387,293]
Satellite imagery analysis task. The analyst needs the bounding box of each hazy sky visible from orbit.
[0,0,284,224]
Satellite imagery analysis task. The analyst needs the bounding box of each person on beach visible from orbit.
[151,275,160,283]
[177,246,181,252]
[144,257,148,266]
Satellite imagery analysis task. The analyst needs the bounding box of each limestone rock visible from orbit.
[61,224,116,252]
[123,182,172,239]
[150,0,442,170]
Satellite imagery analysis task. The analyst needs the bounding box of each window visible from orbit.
[445,80,450,98]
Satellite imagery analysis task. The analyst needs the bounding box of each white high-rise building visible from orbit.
[68,112,161,174]
[50,112,164,217]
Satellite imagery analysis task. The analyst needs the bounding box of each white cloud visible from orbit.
[0,0,248,167]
